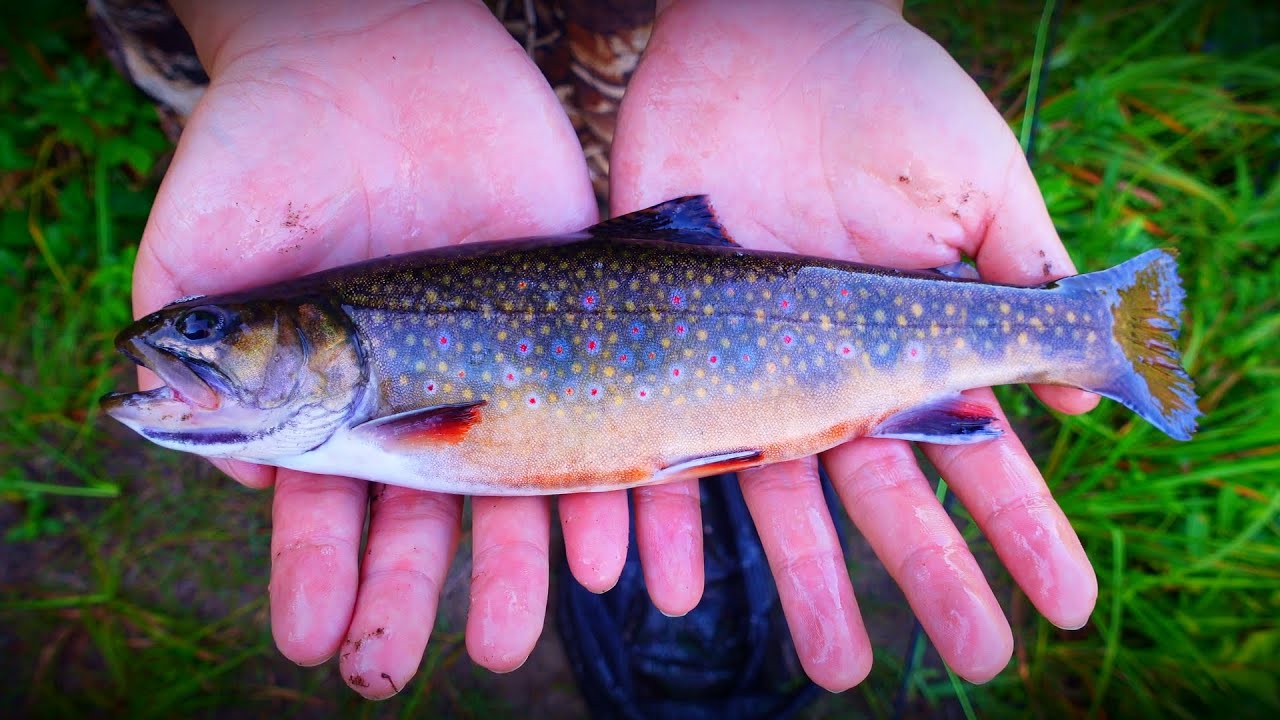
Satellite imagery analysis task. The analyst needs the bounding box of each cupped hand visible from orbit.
[611,0,1100,689]
[138,0,643,699]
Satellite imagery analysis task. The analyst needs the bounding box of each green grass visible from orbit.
[2,0,1278,718]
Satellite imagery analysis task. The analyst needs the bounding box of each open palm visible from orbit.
[133,2,623,699]
[611,0,1099,688]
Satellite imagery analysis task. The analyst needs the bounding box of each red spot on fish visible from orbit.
[457,370,465,378]
[425,383,436,393]
[783,335,794,345]
[708,354,719,365]
[672,368,681,377]
[631,325,641,335]
[554,345,565,356]
[565,387,574,396]
[506,373,516,382]
[582,291,600,310]
[840,288,849,297]
[911,348,918,357]
[517,280,528,290]
[528,397,537,405]
[587,339,599,352]
[590,387,600,397]
[518,342,530,354]
[438,335,449,346]
[618,353,629,362]
[637,389,649,399]
[780,299,790,309]
[674,325,687,336]
[671,294,683,306]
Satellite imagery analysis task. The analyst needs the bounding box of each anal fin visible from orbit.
[654,448,765,482]
[870,396,1001,445]
[353,401,485,449]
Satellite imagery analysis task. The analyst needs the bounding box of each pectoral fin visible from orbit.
[353,401,485,449]
[870,396,1001,445]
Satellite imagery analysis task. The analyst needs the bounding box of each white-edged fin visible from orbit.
[871,396,1001,445]
[652,448,765,482]
[352,401,485,450]
[932,262,980,280]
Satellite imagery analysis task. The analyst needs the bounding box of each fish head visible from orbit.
[102,295,368,462]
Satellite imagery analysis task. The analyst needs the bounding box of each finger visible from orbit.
[210,457,276,490]
[339,485,461,699]
[467,496,551,672]
[269,471,366,665]
[978,156,1100,416]
[738,459,871,692]
[558,490,629,593]
[924,389,1097,630]
[822,439,1013,683]
[633,479,704,616]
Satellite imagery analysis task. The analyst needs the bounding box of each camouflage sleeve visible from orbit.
[88,0,655,206]
[87,0,208,141]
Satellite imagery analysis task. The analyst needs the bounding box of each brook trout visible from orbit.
[103,197,1199,494]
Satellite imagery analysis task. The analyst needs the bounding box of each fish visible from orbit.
[102,196,1200,495]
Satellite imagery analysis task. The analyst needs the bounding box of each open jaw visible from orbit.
[101,338,225,434]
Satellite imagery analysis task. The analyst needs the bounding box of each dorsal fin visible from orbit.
[587,196,740,247]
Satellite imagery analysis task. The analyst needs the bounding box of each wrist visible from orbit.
[169,0,491,78]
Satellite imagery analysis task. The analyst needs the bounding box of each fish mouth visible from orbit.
[101,336,227,426]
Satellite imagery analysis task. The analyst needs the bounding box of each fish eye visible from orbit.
[175,307,228,342]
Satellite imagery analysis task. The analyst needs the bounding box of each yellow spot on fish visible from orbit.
[1030,317,1044,330]
[1018,332,1029,346]
[414,361,427,373]
[462,388,474,401]
[897,314,908,326]
[1000,302,1011,314]
[1044,304,1055,314]
[1001,320,1011,333]
[877,343,890,356]
[603,367,616,378]
[499,399,510,410]
[945,303,956,316]
[766,362,778,374]
[497,330,508,341]
[1087,331,1097,343]
[955,337,966,350]
[1066,311,1077,323]
[696,329,708,341]
[387,348,398,359]
[695,387,708,398]
[874,309,886,323]
[398,375,408,386]
[911,302,924,318]
[703,304,715,316]
[695,368,706,379]
[930,322,940,338]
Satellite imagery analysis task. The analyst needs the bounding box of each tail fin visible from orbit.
[1057,249,1200,440]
